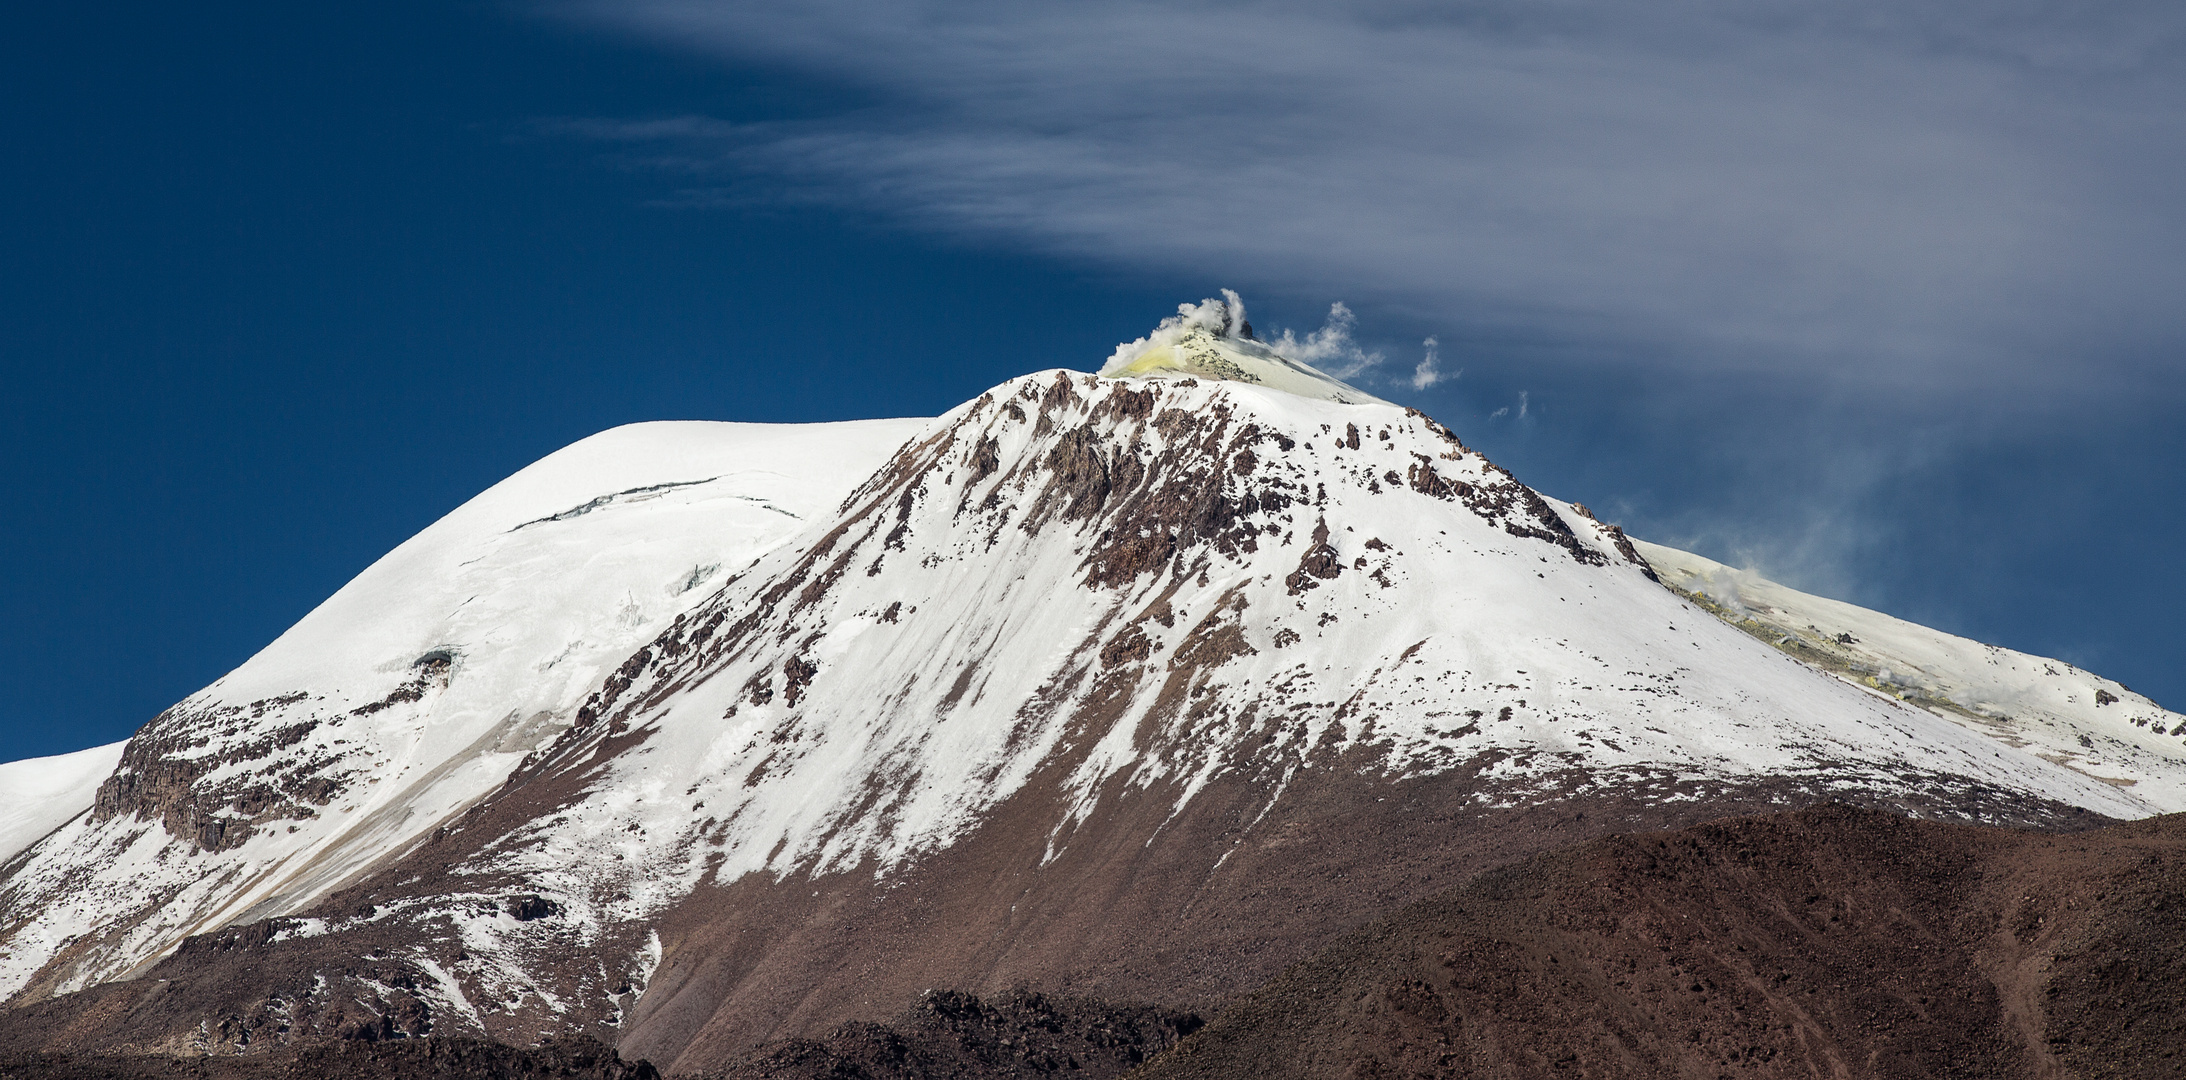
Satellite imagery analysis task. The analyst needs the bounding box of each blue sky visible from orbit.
[3,0,2181,762]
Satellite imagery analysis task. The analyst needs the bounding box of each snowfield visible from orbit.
[0,741,125,864]
[1636,540,2186,810]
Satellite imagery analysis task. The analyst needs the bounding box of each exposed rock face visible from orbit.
[4,371,2180,1076]
[1137,805,2186,1080]
[90,690,354,855]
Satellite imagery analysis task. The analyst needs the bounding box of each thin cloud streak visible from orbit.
[1411,337,1448,391]
[553,0,2186,400]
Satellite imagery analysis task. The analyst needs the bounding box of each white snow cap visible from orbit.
[1100,291,1389,405]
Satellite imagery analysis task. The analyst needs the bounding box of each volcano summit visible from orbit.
[4,297,2182,1077]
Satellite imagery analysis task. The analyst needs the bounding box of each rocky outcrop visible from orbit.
[91,692,345,854]
[708,990,1201,1080]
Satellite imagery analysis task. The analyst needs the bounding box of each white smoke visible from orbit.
[1410,336,1451,390]
[1102,293,1249,372]
[1218,288,1248,337]
[1105,292,1387,381]
[1264,302,1382,379]
[1695,566,1750,618]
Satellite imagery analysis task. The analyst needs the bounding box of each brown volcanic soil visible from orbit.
[1137,804,2186,1080]
[617,752,2102,1073]
[0,760,2100,1072]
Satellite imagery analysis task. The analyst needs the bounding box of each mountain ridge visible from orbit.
[4,358,2181,1075]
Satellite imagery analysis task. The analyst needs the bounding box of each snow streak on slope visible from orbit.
[1635,539,2186,811]
[450,371,2156,1023]
[0,420,926,1004]
[0,742,126,865]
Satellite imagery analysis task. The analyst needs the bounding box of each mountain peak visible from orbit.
[7,365,2183,1073]
[1099,293,1388,405]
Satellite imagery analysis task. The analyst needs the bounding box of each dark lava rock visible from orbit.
[503,895,561,922]
[698,990,1200,1080]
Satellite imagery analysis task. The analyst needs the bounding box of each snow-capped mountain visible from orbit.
[0,418,924,1006]
[3,298,2179,1070]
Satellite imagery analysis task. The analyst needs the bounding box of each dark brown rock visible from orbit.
[1138,805,2186,1080]
[697,990,1199,1080]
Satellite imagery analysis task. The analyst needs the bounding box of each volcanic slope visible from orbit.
[8,323,2185,1070]
[127,360,2148,1071]
[571,369,2173,1069]
[0,418,926,1011]
[1136,803,2186,1080]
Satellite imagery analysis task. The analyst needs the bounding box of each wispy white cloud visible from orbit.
[1410,337,1449,391]
[1264,302,1382,380]
[523,0,2184,700]
[1488,391,1531,421]
[545,0,2186,402]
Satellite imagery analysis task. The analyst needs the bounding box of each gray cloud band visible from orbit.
[552,0,2186,399]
